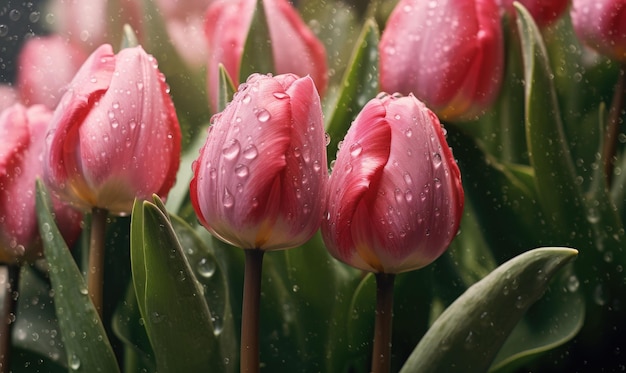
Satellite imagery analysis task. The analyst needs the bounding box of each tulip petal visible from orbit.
[324,99,392,272]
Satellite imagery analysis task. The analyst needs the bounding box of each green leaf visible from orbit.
[515,3,588,243]
[11,265,67,370]
[130,198,224,373]
[490,268,585,372]
[239,0,274,81]
[399,247,578,373]
[218,64,237,112]
[120,24,139,49]
[35,180,120,373]
[324,18,379,161]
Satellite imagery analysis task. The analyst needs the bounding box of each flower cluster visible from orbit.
[0,0,625,371]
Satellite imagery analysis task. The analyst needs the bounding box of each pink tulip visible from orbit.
[0,85,18,112]
[497,0,569,27]
[50,0,144,52]
[0,104,82,264]
[17,35,88,109]
[44,44,181,215]
[379,0,504,121]
[190,73,328,250]
[155,0,211,69]
[571,0,626,63]
[321,93,464,274]
[204,0,328,112]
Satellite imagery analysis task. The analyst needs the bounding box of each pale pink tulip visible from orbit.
[0,104,82,264]
[379,0,504,121]
[44,44,181,215]
[321,93,464,273]
[191,73,328,250]
[204,0,328,112]
[17,35,88,109]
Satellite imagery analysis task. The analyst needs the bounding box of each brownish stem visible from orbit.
[371,272,395,373]
[0,265,20,373]
[88,207,108,317]
[240,249,264,373]
[603,66,626,186]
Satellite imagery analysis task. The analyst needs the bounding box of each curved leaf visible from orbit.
[35,181,120,373]
[399,247,578,373]
[130,198,224,372]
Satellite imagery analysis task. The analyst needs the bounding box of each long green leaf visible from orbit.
[399,247,578,373]
[324,18,379,161]
[515,4,587,243]
[130,198,222,372]
[35,180,120,373]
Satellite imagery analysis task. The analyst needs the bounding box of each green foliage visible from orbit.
[35,181,120,373]
[400,248,578,373]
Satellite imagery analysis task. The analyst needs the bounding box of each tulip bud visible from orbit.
[50,0,144,53]
[571,0,626,63]
[44,44,182,215]
[17,35,88,109]
[190,73,328,251]
[321,93,464,274]
[497,0,569,27]
[155,0,211,69]
[0,104,82,264]
[379,0,504,121]
[204,0,328,112]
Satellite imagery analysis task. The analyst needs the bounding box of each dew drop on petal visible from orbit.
[222,139,240,160]
[349,143,363,157]
[223,188,234,208]
[235,164,249,178]
[256,109,271,122]
[243,145,258,160]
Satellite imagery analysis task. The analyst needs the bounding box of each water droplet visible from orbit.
[324,133,331,146]
[394,188,404,203]
[242,94,251,104]
[292,285,300,292]
[394,114,401,120]
[433,153,442,166]
[235,164,249,178]
[223,188,234,208]
[255,109,271,122]
[69,354,81,370]
[349,143,363,157]
[313,160,322,172]
[273,92,288,99]
[79,286,88,295]
[197,258,216,278]
[151,311,166,324]
[222,139,240,160]
[405,128,413,137]
[567,275,579,292]
[403,172,413,185]
[239,145,257,161]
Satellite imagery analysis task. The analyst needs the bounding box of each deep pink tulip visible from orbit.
[571,0,626,62]
[191,73,328,250]
[204,0,328,112]
[44,44,181,215]
[379,0,504,121]
[497,0,569,27]
[17,35,88,109]
[0,104,82,264]
[321,93,464,274]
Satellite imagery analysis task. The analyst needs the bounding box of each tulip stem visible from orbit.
[372,272,395,373]
[88,207,108,317]
[240,249,264,373]
[0,265,20,373]
[603,65,626,186]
